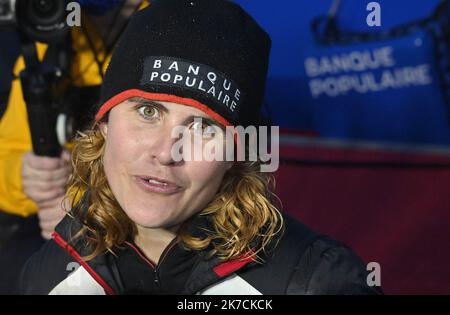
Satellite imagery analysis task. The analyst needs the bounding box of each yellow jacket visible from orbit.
[0,23,109,217]
[0,2,150,217]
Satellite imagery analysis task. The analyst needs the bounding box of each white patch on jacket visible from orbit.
[198,274,262,295]
[49,265,106,295]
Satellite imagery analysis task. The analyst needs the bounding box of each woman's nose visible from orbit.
[149,124,183,166]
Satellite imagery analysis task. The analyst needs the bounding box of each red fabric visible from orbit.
[213,252,255,278]
[274,143,450,294]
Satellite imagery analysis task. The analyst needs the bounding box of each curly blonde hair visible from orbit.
[66,123,284,262]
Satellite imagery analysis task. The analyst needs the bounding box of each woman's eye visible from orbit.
[137,105,160,120]
[191,121,216,138]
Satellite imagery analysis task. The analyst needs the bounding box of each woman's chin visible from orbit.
[124,207,173,229]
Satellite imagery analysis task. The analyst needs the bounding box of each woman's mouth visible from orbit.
[134,176,182,194]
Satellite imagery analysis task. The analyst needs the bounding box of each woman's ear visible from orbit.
[99,122,108,139]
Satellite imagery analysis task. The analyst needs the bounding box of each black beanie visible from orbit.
[95,0,271,127]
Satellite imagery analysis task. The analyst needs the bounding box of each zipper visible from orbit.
[125,237,180,288]
[153,269,160,287]
[155,237,179,270]
[152,237,179,287]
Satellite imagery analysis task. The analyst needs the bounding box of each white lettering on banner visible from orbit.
[309,65,432,98]
[305,46,395,77]
[304,46,434,98]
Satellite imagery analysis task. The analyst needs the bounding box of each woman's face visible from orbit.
[100,98,232,230]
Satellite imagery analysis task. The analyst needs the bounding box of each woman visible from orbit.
[19,0,382,295]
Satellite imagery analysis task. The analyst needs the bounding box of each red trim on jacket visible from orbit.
[213,251,256,278]
[52,231,116,295]
[124,241,156,269]
[95,89,232,127]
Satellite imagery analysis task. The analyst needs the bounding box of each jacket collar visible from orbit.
[52,198,257,294]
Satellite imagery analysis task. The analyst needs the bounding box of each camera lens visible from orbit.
[28,0,64,24]
[16,0,69,43]
[32,0,57,19]
[22,0,64,27]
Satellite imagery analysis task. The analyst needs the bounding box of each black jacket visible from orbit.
[19,211,382,295]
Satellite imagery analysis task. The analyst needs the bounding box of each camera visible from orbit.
[0,0,69,43]
[0,0,82,156]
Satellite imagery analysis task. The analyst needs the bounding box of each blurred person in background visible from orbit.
[0,0,148,294]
